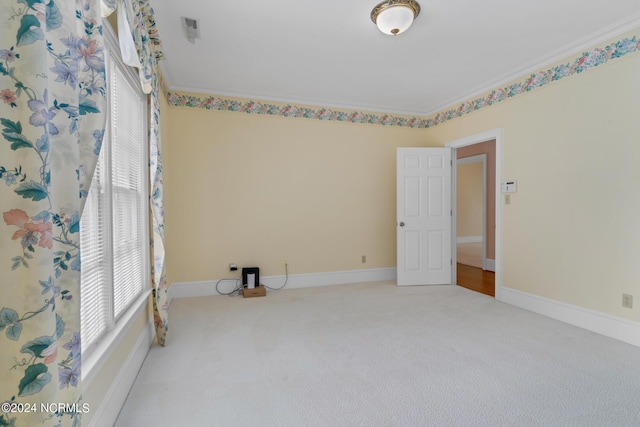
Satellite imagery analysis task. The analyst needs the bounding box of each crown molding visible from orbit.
[160,17,640,130]
[424,13,640,117]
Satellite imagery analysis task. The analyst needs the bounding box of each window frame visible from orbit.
[81,21,151,386]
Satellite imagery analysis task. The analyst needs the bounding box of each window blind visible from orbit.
[80,34,148,355]
[110,52,146,320]
[80,153,111,351]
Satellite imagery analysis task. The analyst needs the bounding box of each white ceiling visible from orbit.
[152,0,640,116]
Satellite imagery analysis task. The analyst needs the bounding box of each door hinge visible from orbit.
[450,209,453,216]
[450,259,453,266]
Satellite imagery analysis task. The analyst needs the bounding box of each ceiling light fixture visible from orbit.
[370,0,421,36]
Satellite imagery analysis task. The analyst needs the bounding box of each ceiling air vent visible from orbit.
[181,16,201,43]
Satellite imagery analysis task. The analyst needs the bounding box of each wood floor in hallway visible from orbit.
[457,263,495,297]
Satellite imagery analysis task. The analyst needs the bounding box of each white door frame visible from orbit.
[445,128,503,300]
[456,154,487,270]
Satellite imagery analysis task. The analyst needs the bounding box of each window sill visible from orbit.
[82,289,152,388]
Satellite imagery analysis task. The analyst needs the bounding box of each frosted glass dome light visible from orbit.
[371,0,421,36]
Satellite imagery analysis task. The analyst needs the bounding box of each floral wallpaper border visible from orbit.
[426,35,640,127]
[165,88,428,128]
[164,34,640,129]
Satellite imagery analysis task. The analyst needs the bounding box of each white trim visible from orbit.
[500,287,640,348]
[87,319,154,427]
[446,128,503,300]
[168,280,221,302]
[457,155,484,166]
[263,267,396,289]
[169,267,397,301]
[485,259,495,272]
[83,290,151,387]
[456,236,482,243]
[424,13,640,116]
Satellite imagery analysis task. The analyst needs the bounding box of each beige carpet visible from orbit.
[116,281,640,426]
[457,241,482,268]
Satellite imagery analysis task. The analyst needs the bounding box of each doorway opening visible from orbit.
[456,154,486,270]
[456,153,494,296]
[446,129,503,299]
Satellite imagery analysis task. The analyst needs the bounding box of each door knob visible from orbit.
[399,222,405,227]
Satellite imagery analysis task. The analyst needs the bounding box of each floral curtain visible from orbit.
[0,0,107,425]
[148,40,169,347]
[102,0,169,346]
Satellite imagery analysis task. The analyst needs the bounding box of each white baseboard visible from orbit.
[87,320,154,427]
[485,259,495,272]
[500,286,640,348]
[169,279,226,302]
[169,267,397,303]
[457,236,482,243]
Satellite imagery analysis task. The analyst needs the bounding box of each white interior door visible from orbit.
[397,148,452,286]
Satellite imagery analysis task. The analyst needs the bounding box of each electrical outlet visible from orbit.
[622,293,633,309]
[229,263,237,271]
[361,255,367,263]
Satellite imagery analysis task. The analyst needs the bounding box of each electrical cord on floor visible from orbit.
[216,278,243,297]
[264,262,288,291]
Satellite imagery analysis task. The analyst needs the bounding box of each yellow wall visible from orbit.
[456,161,483,237]
[164,103,428,282]
[162,29,640,325]
[424,35,640,321]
